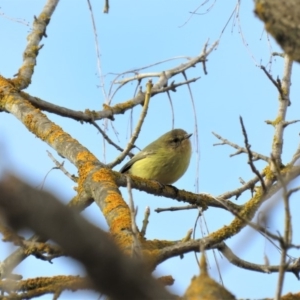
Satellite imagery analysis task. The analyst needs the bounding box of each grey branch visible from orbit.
[212,131,270,162]
[218,243,300,278]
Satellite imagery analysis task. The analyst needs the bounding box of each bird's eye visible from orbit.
[172,138,180,143]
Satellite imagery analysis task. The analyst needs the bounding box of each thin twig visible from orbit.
[212,196,292,254]
[197,206,225,286]
[86,0,107,102]
[212,131,269,162]
[155,205,197,213]
[182,70,200,193]
[260,65,284,99]
[218,174,262,200]
[107,80,153,168]
[272,155,292,300]
[103,0,109,13]
[46,151,77,182]
[114,40,217,87]
[91,120,134,157]
[239,116,266,192]
[272,52,284,58]
[140,207,150,237]
[179,0,217,28]
[283,120,300,127]
[112,57,191,85]
[166,90,175,129]
[236,0,259,65]
[181,229,193,243]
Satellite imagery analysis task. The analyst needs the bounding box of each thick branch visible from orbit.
[0,175,174,300]
[255,0,300,62]
[11,0,59,90]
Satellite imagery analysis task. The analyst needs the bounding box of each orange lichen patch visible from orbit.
[76,162,98,195]
[76,157,101,182]
[91,169,129,215]
[21,106,72,145]
[109,207,131,230]
[45,124,70,143]
[77,153,99,177]
[208,191,263,242]
[92,168,114,182]
[77,151,98,164]
[102,190,125,212]
[0,75,15,93]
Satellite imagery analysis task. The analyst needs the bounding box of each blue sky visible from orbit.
[1,0,300,299]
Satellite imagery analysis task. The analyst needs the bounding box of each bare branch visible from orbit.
[239,116,266,192]
[155,204,197,213]
[107,80,152,168]
[47,151,77,182]
[86,0,107,101]
[140,206,150,237]
[218,174,262,200]
[269,55,293,170]
[11,0,59,90]
[90,120,135,157]
[283,119,300,127]
[218,243,300,278]
[271,156,292,300]
[114,40,217,86]
[116,175,243,212]
[212,131,269,162]
[182,70,201,192]
[126,176,142,259]
[260,65,285,99]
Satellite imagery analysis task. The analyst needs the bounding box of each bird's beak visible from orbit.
[185,133,192,139]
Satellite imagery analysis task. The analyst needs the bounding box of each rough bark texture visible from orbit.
[255,0,300,62]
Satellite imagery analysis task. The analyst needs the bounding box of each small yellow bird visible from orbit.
[120,129,192,184]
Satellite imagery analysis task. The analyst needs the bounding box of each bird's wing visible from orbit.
[119,150,155,173]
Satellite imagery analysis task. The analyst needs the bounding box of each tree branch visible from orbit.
[0,175,174,300]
